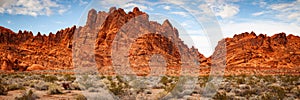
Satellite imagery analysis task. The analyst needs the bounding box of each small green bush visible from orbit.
[12,74,25,78]
[34,82,50,90]
[64,74,76,81]
[270,86,285,99]
[75,94,87,100]
[43,75,59,82]
[0,84,8,95]
[236,77,246,84]
[15,89,39,100]
[8,84,25,91]
[109,82,124,95]
[70,83,81,90]
[213,91,228,100]
[48,84,63,95]
[160,76,170,85]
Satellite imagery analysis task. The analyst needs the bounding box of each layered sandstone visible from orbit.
[209,32,300,75]
[0,26,75,72]
[0,7,299,75]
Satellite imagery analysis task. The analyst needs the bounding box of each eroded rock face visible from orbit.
[210,32,300,75]
[0,26,76,72]
[91,7,204,75]
[26,64,45,71]
[1,7,299,75]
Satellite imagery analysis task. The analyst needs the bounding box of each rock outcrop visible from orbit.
[209,32,300,75]
[0,7,299,75]
[75,7,204,75]
[26,64,45,71]
[0,26,75,72]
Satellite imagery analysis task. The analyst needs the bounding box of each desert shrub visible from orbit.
[70,83,82,90]
[263,75,276,83]
[12,74,25,78]
[1,74,8,78]
[15,89,39,100]
[213,91,228,100]
[64,74,76,81]
[8,84,25,91]
[43,75,58,82]
[269,86,285,99]
[261,92,283,100]
[160,76,171,85]
[236,77,246,84]
[34,81,50,90]
[22,81,31,87]
[247,80,257,86]
[281,75,299,84]
[107,76,112,81]
[0,84,8,95]
[198,76,209,87]
[116,76,124,83]
[75,94,87,100]
[109,82,124,95]
[48,84,63,95]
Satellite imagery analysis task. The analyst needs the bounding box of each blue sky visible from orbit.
[1,0,300,56]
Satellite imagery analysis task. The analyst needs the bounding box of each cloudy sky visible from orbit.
[0,0,300,56]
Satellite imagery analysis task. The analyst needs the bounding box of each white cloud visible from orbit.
[252,1,267,7]
[220,20,300,37]
[287,13,300,20]
[159,0,185,5]
[79,0,88,6]
[123,3,151,12]
[252,11,264,16]
[163,6,171,10]
[7,20,11,24]
[260,1,300,24]
[213,4,239,18]
[0,8,4,13]
[0,0,68,16]
[197,0,240,19]
[170,11,188,17]
[58,5,71,15]
[198,4,212,15]
[99,0,132,6]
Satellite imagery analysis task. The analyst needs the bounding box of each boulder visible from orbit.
[26,64,45,71]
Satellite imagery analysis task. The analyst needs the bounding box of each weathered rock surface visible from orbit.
[209,32,300,75]
[0,26,75,72]
[90,7,203,75]
[0,7,299,75]
[26,64,45,71]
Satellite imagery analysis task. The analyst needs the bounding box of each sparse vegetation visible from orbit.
[15,89,39,100]
[43,75,58,82]
[0,73,299,99]
[8,84,25,91]
[64,74,76,81]
[48,84,63,95]
[75,94,87,100]
[0,84,8,95]
[213,91,228,100]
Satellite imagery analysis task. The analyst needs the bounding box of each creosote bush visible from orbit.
[0,84,8,95]
[43,75,58,82]
[15,89,39,100]
[48,84,63,95]
[75,94,87,100]
[8,84,25,91]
